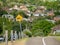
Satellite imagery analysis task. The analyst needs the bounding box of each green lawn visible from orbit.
[55,36,60,41]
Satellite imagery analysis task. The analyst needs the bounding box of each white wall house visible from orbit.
[52,25,60,35]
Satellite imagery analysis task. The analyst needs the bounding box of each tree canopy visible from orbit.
[31,19,55,36]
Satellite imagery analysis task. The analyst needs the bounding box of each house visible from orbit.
[2,14,14,21]
[19,5,31,16]
[24,11,31,16]
[47,9,54,16]
[52,25,60,35]
[33,10,46,17]
[37,6,46,13]
[33,11,40,16]
[9,5,20,10]
[54,16,60,21]
[33,6,46,16]
[2,7,9,13]
[20,5,28,11]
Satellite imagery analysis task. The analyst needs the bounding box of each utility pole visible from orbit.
[16,14,23,39]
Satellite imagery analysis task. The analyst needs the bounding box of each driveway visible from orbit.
[26,37,60,45]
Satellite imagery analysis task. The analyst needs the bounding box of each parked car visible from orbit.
[0,36,4,42]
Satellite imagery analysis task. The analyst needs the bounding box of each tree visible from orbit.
[0,7,7,16]
[0,17,2,34]
[10,10,28,18]
[31,19,55,36]
[28,5,36,12]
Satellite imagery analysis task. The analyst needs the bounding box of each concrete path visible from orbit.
[26,37,60,45]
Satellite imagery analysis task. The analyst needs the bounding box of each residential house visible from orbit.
[47,9,54,16]
[54,16,60,21]
[19,5,28,11]
[37,6,46,13]
[33,6,46,16]
[19,5,31,16]
[2,14,14,21]
[2,7,9,13]
[33,11,40,16]
[24,11,31,16]
[52,25,60,35]
[28,16,34,23]
[9,5,20,10]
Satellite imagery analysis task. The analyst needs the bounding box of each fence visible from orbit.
[0,30,27,45]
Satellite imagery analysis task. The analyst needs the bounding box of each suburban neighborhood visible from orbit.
[0,0,60,45]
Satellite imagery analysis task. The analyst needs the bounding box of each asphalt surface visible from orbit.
[26,37,60,45]
[26,37,43,45]
[44,37,60,45]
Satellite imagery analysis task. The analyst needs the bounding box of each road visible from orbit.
[26,37,60,45]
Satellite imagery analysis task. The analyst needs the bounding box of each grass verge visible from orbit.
[0,38,28,45]
[55,36,60,41]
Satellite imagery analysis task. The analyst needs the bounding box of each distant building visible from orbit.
[33,11,40,16]
[33,6,46,16]
[24,11,31,16]
[20,5,28,11]
[54,16,60,21]
[47,9,54,16]
[2,6,9,13]
[52,25,60,35]
[37,6,46,13]
[9,5,20,10]
[2,14,14,21]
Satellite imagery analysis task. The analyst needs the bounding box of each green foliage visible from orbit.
[2,17,14,39]
[55,32,60,36]
[23,29,32,37]
[0,17,2,34]
[0,8,7,16]
[55,20,60,25]
[3,18,13,30]
[2,17,14,38]
[31,19,55,36]
[12,21,20,32]
[28,5,36,12]
[15,11,28,18]
[10,10,28,18]
[0,0,60,37]
[10,9,17,17]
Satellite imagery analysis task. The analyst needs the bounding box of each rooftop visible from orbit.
[52,25,60,30]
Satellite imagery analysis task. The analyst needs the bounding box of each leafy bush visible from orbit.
[0,8,7,16]
[0,17,3,34]
[31,19,55,36]
[23,29,32,37]
[10,10,28,18]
